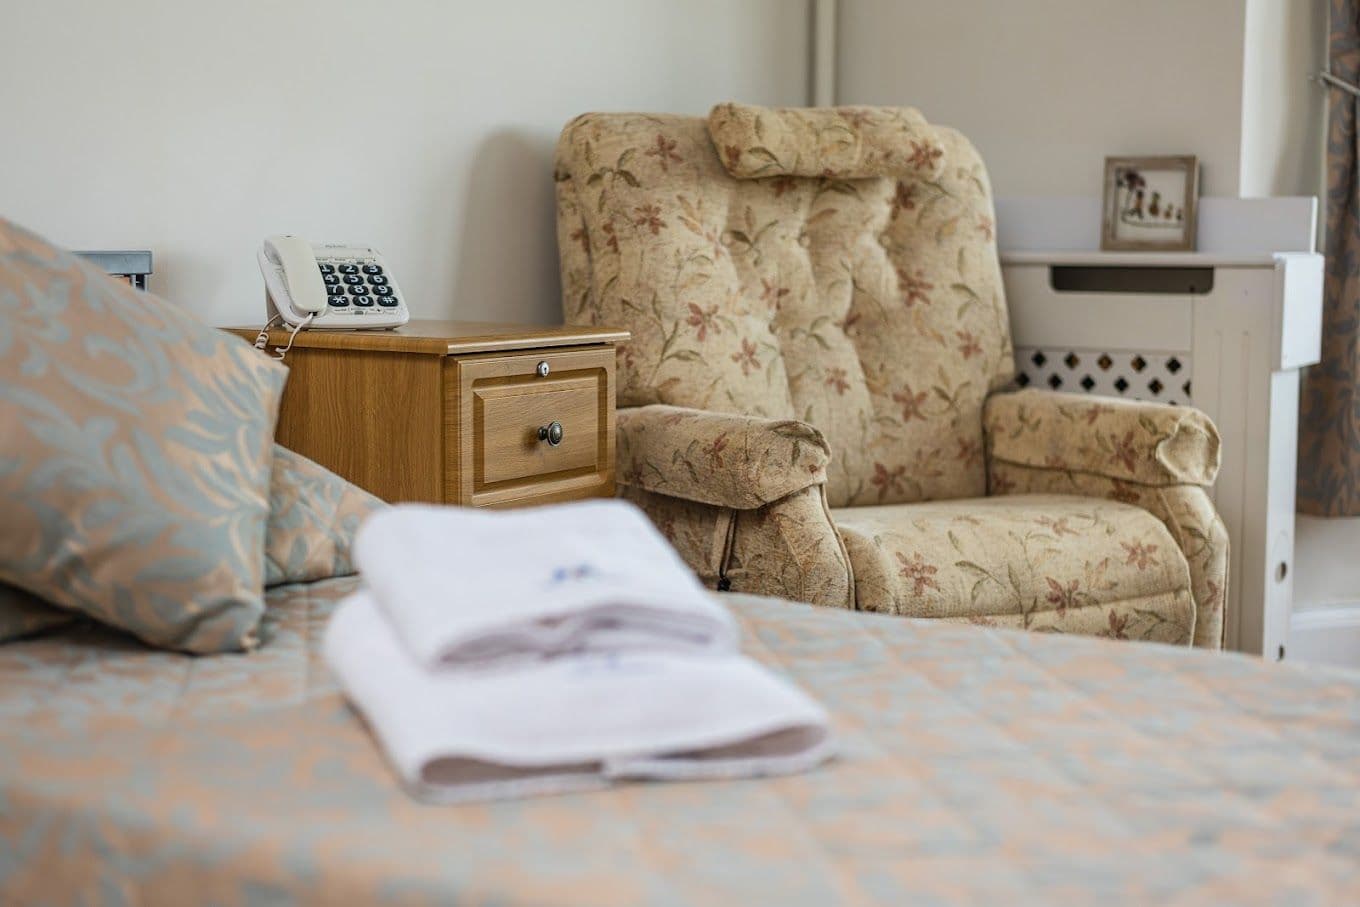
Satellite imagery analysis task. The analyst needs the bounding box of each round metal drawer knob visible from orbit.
[538,420,564,446]
[536,360,550,377]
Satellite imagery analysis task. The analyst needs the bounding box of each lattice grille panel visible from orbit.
[1013,348,1192,405]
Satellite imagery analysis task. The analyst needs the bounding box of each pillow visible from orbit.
[264,445,384,586]
[0,218,286,653]
[0,445,386,644]
[0,583,77,641]
[707,102,947,180]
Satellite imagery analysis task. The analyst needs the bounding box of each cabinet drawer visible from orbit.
[451,346,615,506]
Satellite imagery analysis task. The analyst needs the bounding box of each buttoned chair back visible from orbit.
[554,104,1013,507]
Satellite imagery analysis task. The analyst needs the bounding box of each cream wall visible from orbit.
[1,0,810,326]
[836,0,1251,198]
[1240,0,1327,198]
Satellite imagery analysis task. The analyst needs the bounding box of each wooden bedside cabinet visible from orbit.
[228,320,629,507]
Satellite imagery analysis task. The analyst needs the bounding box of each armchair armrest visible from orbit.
[984,389,1221,487]
[617,405,831,510]
[985,389,1228,648]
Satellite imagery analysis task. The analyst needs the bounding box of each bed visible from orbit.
[2,576,1358,905]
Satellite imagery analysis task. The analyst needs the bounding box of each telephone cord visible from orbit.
[254,314,282,351]
[254,312,313,362]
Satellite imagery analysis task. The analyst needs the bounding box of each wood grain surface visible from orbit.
[223,324,624,507]
[452,346,615,507]
[227,319,629,356]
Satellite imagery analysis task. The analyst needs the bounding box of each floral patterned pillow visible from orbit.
[0,445,385,645]
[263,446,384,587]
[0,218,286,653]
[0,583,76,641]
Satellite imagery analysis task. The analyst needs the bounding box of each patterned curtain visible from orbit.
[1299,0,1360,515]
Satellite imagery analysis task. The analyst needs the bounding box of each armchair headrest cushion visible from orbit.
[707,103,948,180]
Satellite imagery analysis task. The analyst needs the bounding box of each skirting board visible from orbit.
[1289,514,1360,667]
[1288,607,1360,668]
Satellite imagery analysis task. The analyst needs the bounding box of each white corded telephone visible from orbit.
[256,236,409,354]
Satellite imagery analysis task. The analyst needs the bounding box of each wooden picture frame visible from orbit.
[1101,155,1199,252]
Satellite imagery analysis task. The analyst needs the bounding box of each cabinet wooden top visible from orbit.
[225,320,629,356]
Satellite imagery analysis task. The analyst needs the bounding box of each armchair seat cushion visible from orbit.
[834,495,1196,644]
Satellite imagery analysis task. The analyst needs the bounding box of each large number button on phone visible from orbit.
[353,297,375,307]
[373,285,393,296]
[326,285,345,296]
[327,297,350,307]
[369,274,388,286]
[318,264,335,275]
[362,264,383,275]
[338,264,359,275]
[377,297,399,307]
[343,274,363,285]
[323,274,340,285]
[348,284,369,295]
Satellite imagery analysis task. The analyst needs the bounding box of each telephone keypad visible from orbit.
[313,255,401,319]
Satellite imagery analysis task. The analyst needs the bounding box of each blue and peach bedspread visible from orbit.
[1,576,1358,904]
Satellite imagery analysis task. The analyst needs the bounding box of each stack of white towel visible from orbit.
[323,499,834,803]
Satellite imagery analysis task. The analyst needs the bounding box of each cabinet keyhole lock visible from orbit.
[535,361,550,378]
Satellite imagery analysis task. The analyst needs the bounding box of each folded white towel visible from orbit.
[324,590,834,804]
[354,500,738,670]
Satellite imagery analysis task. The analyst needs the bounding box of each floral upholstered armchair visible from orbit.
[554,104,1229,648]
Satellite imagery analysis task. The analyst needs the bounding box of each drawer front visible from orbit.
[451,346,615,506]
[477,378,599,483]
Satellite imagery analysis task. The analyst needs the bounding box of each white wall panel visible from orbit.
[1,0,811,326]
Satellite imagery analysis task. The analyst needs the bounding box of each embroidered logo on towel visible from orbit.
[547,563,600,584]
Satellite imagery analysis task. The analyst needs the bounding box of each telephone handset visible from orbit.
[257,235,410,331]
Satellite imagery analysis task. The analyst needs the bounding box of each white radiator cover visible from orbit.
[998,197,1324,657]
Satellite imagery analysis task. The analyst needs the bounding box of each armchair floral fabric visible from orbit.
[984,389,1221,487]
[555,107,1012,508]
[617,405,830,509]
[707,103,949,181]
[556,105,1228,648]
[835,495,1196,643]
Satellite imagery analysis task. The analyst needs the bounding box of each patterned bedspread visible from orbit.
[1,576,1358,905]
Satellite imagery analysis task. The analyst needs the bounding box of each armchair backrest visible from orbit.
[554,104,1013,507]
